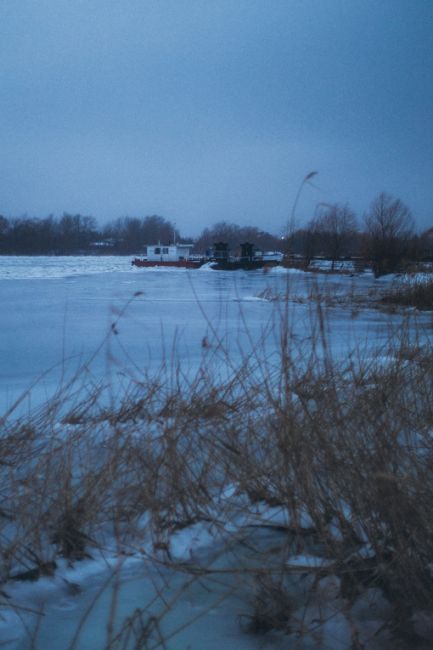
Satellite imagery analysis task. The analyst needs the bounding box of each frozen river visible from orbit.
[0,255,430,416]
[1,256,432,649]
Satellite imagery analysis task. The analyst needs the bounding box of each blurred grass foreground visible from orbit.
[1,291,433,649]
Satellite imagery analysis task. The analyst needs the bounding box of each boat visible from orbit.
[210,242,282,271]
[132,242,283,271]
[132,243,205,269]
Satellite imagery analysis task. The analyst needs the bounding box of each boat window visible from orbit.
[162,247,169,254]
[154,247,161,254]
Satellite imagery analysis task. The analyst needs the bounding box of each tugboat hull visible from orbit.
[210,260,279,271]
[132,259,204,269]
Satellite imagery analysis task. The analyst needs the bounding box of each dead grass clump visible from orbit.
[241,575,292,634]
[382,277,433,310]
[2,302,433,647]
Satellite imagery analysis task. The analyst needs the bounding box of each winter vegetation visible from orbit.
[1,267,433,647]
[381,275,433,311]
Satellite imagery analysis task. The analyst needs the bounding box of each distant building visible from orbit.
[89,238,116,249]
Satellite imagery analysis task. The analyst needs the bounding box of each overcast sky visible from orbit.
[1,0,432,235]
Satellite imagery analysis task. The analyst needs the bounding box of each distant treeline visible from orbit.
[0,212,284,256]
[0,214,179,255]
[1,192,432,275]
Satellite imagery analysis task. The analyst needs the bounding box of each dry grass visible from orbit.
[382,277,433,310]
[1,298,433,648]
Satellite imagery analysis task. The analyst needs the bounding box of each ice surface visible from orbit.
[286,554,333,568]
[0,255,130,280]
[1,255,430,415]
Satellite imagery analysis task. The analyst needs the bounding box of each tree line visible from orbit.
[290,192,432,276]
[0,192,432,276]
[0,214,180,255]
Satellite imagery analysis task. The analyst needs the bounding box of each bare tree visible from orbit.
[103,215,179,252]
[418,227,433,262]
[194,221,281,255]
[315,203,358,269]
[0,215,9,252]
[298,217,320,267]
[364,192,414,276]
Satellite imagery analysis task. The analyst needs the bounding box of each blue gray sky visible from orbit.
[1,0,432,235]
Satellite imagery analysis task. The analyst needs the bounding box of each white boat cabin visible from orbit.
[144,243,194,262]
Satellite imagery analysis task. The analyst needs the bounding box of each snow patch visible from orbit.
[286,554,333,569]
[169,522,220,561]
